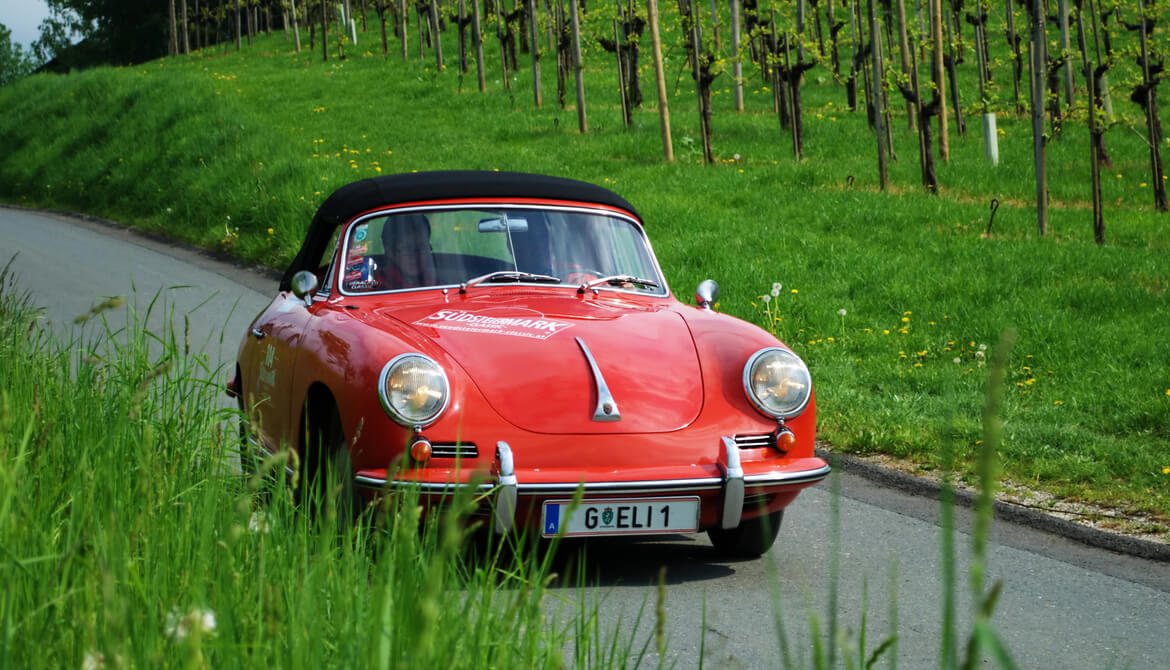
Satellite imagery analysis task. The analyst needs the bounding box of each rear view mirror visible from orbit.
[291,270,319,306]
[477,217,529,233]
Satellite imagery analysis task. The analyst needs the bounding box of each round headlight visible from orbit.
[743,347,812,419]
[378,354,450,427]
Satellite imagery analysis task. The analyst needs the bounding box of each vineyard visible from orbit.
[174,0,1169,238]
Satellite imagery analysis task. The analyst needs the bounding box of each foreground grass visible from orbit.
[1,19,1167,532]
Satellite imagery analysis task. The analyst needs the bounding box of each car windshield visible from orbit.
[337,206,665,295]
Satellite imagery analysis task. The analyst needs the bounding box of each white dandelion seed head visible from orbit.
[975,351,985,359]
[733,153,742,161]
[248,510,270,534]
[838,309,847,316]
[771,288,781,297]
[761,294,772,303]
[82,651,105,670]
[978,343,988,351]
[771,282,782,292]
[166,607,217,642]
[953,357,961,364]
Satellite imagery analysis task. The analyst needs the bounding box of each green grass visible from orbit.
[1,8,1168,534]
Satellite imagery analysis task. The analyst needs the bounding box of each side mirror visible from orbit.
[695,279,719,310]
[291,270,319,306]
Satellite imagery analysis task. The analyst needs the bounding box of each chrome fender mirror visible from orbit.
[695,279,719,310]
[291,270,319,306]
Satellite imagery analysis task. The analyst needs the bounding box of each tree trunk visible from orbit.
[895,0,915,129]
[237,0,243,50]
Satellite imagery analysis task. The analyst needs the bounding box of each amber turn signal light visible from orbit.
[775,429,797,452]
[410,437,433,463]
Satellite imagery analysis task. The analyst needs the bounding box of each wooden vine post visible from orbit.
[400,0,408,60]
[570,0,588,132]
[931,0,948,161]
[868,0,888,189]
[971,0,998,164]
[291,0,302,52]
[429,0,444,69]
[1004,0,1023,112]
[322,0,329,61]
[1135,0,1169,212]
[529,0,543,106]
[895,0,915,129]
[732,0,744,112]
[613,19,629,125]
[472,0,487,90]
[647,0,674,161]
[1027,0,1049,236]
[497,0,512,88]
[1074,0,1105,244]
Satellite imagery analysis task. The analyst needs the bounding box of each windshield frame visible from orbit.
[331,202,671,299]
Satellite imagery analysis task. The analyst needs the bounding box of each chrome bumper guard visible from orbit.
[355,438,830,535]
[718,436,745,530]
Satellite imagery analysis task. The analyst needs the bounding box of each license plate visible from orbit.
[540,497,700,537]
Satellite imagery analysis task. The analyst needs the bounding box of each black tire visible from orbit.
[707,510,784,558]
[303,402,362,523]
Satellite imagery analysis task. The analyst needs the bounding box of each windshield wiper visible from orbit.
[459,270,562,293]
[577,274,660,293]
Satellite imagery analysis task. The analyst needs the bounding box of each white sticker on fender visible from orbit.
[414,308,573,340]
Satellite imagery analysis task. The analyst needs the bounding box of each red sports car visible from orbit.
[229,170,828,556]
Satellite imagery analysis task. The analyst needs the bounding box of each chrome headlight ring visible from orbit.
[742,347,812,420]
[377,353,451,429]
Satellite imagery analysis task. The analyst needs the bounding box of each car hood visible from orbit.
[372,291,703,434]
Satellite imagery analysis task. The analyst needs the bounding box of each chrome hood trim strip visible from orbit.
[575,336,622,422]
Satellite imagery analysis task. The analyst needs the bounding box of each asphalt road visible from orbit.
[3,206,1168,669]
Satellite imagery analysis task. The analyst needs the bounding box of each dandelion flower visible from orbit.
[772,282,782,292]
[266,228,274,235]
[975,351,985,359]
[953,357,961,364]
[1163,467,1170,474]
[978,343,988,351]
[1054,400,1064,405]
[791,289,798,294]
[771,287,781,297]
[762,294,771,303]
[838,309,847,316]
[901,317,909,323]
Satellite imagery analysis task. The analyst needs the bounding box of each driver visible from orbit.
[375,214,436,289]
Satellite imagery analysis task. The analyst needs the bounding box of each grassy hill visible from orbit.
[1,17,1168,535]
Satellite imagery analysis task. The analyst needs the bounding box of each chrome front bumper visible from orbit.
[354,438,831,534]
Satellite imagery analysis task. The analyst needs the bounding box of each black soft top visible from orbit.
[280,170,640,290]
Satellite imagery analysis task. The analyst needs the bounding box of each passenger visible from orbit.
[375,214,436,289]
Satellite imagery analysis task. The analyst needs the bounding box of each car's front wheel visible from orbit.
[303,401,363,523]
[707,510,783,557]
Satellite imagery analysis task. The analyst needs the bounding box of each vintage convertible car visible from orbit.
[229,170,828,556]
